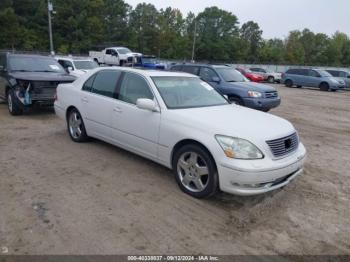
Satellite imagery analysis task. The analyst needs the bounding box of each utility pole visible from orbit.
[47,0,54,55]
[191,20,197,63]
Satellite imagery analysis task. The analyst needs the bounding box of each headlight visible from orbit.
[215,135,264,159]
[247,91,262,98]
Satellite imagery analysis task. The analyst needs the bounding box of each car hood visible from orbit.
[227,81,277,92]
[9,71,76,82]
[167,104,295,142]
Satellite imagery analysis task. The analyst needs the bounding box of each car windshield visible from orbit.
[73,60,98,70]
[152,76,228,109]
[216,68,248,82]
[317,70,332,77]
[9,56,65,73]
[117,48,132,54]
[143,57,157,64]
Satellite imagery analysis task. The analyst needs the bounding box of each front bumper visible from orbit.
[243,97,281,110]
[217,144,306,196]
[330,83,345,90]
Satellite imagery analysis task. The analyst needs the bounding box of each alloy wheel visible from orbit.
[177,152,209,193]
[69,111,83,139]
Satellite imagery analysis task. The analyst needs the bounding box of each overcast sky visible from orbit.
[125,0,350,39]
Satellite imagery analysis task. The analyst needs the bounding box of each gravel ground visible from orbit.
[0,85,349,255]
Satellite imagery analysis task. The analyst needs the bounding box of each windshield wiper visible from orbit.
[32,70,58,73]
[11,69,33,72]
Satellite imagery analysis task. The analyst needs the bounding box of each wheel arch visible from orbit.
[5,85,13,98]
[319,81,329,87]
[66,105,79,121]
[171,139,218,171]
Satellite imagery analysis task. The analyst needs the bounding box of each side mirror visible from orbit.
[136,98,159,112]
[212,76,221,83]
[67,66,74,72]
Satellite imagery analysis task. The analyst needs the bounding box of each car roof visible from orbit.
[7,53,55,59]
[55,56,93,61]
[172,63,231,69]
[107,47,129,49]
[97,66,196,77]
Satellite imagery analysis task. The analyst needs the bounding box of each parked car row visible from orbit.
[170,64,281,112]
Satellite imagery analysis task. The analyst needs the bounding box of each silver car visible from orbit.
[326,69,350,88]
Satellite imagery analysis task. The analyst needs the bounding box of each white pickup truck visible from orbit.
[89,47,142,66]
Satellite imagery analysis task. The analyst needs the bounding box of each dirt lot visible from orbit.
[0,85,350,255]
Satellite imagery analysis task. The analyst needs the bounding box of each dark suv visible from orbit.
[0,53,76,115]
[170,64,281,112]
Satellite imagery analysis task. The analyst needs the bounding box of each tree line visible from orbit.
[1,0,350,66]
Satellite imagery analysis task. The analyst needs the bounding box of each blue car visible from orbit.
[134,55,165,70]
[170,64,281,112]
[282,68,345,91]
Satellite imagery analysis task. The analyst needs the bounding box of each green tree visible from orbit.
[285,31,305,64]
[258,39,285,63]
[195,7,239,61]
[0,7,22,49]
[129,3,159,54]
[240,21,263,62]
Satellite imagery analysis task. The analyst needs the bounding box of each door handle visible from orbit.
[113,107,122,113]
[81,97,88,103]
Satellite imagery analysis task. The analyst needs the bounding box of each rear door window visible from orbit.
[82,74,96,92]
[90,70,121,98]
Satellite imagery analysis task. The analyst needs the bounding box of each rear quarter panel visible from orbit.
[55,83,82,120]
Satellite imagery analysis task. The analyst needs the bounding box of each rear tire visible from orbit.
[267,76,275,83]
[67,108,88,143]
[173,144,218,198]
[285,79,293,87]
[319,82,329,91]
[7,89,23,116]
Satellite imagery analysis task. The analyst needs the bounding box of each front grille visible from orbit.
[266,133,299,158]
[265,91,278,99]
[31,81,58,100]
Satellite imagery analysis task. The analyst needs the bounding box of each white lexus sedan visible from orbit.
[54,67,306,198]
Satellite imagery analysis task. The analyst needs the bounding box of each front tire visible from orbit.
[267,76,275,83]
[7,89,23,116]
[173,144,218,198]
[67,108,88,142]
[285,79,293,87]
[319,82,329,91]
